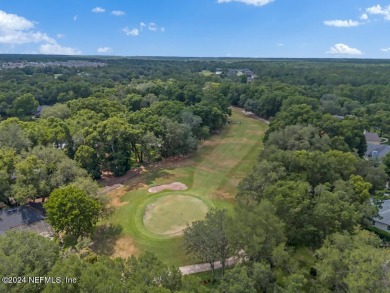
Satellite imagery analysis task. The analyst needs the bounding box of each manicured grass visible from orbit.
[199,70,213,76]
[144,195,208,236]
[103,107,268,266]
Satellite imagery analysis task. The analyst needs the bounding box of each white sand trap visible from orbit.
[148,182,188,193]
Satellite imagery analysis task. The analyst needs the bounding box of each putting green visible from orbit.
[143,195,208,236]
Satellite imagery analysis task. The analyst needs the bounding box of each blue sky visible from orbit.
[0,0,390,58]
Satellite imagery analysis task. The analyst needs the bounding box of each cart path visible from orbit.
[179,255,240,275]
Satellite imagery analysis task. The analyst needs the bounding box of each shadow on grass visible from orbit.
[91,223,123,256]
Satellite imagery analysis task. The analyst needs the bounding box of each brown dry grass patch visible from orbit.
[111,235,139,258]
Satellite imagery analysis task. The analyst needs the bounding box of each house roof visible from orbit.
[35,105,48,115]
[375,200,390,226]
[366,143,390,159]
[0,205,45,234]
[365,132,381,142]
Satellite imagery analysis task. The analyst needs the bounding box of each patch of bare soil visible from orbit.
[101,184,123,194]
[99,156,192,188]
[211,190,235,201]
[108,187,129,207]
[100,157,192,207]
[111,236,138,258]
[100,166,148,187]
[148,182,188,193]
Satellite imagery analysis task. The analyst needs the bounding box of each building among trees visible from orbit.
[0,204,53,237]
[373,200,390,233]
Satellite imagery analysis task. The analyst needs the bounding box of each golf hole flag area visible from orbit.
[104,108,267,266]
[143,195,208,236]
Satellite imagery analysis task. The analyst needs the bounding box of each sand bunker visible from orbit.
[148,182,188,193]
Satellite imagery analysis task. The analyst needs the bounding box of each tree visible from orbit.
[384,152,390,177]
[312,184,362,242]
[12,146,88,203]
[183,209,233,280]
[160,117,197,158]
[230,200,286,262]
[0,119,31,152]
[217,262,274,293]
[124,252,182,291]
[265,104,321,140]
[43,255,126,293]
[252,262,274,292]
[263,181,313,246]
[74,145,101,179]
[138,131,162,163]
[0,231,59,293]
[339,117,367,157]
[218,266,256,293]
[237,160,287,206]
[12,154,48,204]
[12,93,38,117]
[40,103,71,119]
[266,125,332,152]
[0,147,16,203]
[44,186,102,237]
[367,110,390,136]
[85,117,133,176]
[45,252,190,293]
[315,229,389,293]
[31,117,73,149]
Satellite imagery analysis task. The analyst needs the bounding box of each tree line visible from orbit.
[0,78,230,205]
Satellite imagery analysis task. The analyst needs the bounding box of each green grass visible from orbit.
[199,70,213,76]
[102,107,268,266]
[144,195,208,236]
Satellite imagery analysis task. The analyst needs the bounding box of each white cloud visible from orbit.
[39,43,81,55]
[97,47,112,53]
[277,43,284,46]
[366,4,390,20]
[148,22,157,31]
[0,10,35,31]
[92,7,105,13]
[0,31,54,44]
[57,34,65,39]
[367,5,386,15]
[381,48,390,52]
[323,19,360,27]
[111,10,125,16]
[327,43,362,55]
[123,27,139,36]
[0,10,55,44]
[0,10,79,54]
[360,13,368,20]
[124,22,164,36]
[217,0,274,6]
[73,15,78,21]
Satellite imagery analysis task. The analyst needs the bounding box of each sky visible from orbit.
[0,0,390,58]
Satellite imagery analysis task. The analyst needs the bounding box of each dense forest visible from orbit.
[0,56,389,292]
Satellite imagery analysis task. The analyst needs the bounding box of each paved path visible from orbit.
[179,256,240,275]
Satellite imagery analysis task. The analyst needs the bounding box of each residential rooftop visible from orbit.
[366,143,390,159]
[375,200,390,226]
[0,204,52,236]
[365,132,381,142]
